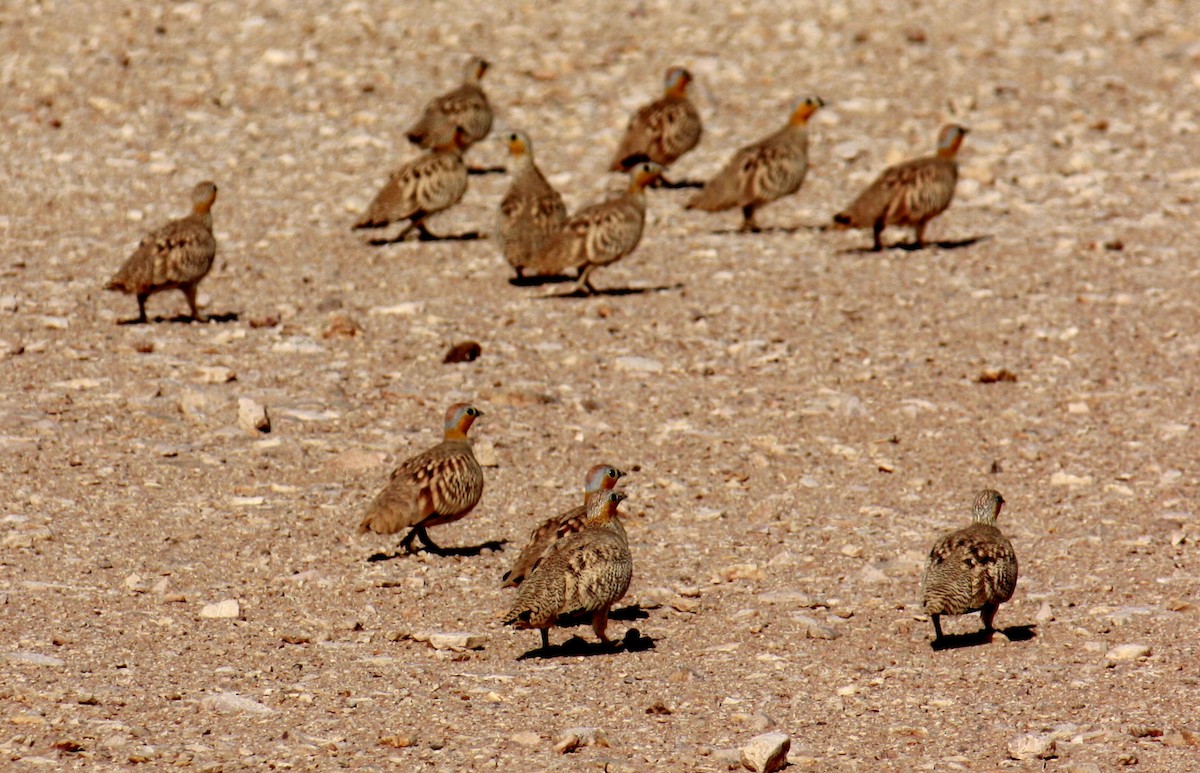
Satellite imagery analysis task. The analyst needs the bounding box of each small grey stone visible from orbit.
[423,632,487,651]
[792,614,842,639]
[553,727,609,754]
[472,439,499,468]
[6,651,65,667]
[740,731,790,773]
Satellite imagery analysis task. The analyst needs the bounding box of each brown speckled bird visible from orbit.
[104,181,218,324]
[833,123,968,251]
[496,131,567,279]
[501,464,625,588]
[921,489,1018,643]
[502,491,632,650]
[406,56,493,151]
[686,97,824,232]
[527,162,662,293]
[610,67,702,175]
[358,403,485,554]
[353,127,471,241]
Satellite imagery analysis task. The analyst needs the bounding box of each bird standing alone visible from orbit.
[610,67,702,182]
[686,97,824,232]
[358,403,485,555]
[105,181,219,324]
[406,56,493,151]
[353,126,472,242]
[921,489,1018,643]
[833,123,968,251]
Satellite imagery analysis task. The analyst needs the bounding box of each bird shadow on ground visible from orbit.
[507,274,577,287]
[367,231,483,246]
[119,311,240,326]
[930,624,1037,651]
[365,538,508,563]
[543,283,684,299]
[709,222,831,236]
[654,178,704,189]
[557,604,651,626]
[467,165,507,176]
[516,627,657,660]
[840,234,992,255]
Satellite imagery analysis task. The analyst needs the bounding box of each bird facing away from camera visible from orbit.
[496,131,568,278]
[406,55,493,151]
[610,66,702,174]
[686,96,824,231]
[501,464,625,588]
[352,126,471,241]
[921,488,1018,643]
[105,181,219,324]
[502,491,632,650]
[357,403,485,554]
[833,123,968,251]
[526,162,662,293]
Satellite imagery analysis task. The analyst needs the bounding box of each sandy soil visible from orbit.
[2,1,1199,770]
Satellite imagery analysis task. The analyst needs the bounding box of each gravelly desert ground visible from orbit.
[2,1,1200,770]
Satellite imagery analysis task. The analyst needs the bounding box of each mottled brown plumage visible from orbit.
[496,131,567,278]
[104,181,218,323]
[502,491,632,650]
[358,403,485,554]
[833,124,968,250]
[352,127,470,241]
[610,67,702,173]
[501,464,625,588]
[686,97,824,232]
[406,56,492,150]
[921,489,1018,642]
[526,162,662,293]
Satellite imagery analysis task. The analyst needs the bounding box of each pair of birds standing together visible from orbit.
[356,403,634,651]
[356,403,1019,652]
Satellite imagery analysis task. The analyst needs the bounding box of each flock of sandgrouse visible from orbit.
[103,56,1013,652]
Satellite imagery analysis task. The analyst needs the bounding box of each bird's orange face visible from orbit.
[789,96,825,125]
[632,162,663,191]
[664,67,693,98]
[444,403,483,438]
[505,132,528,157]
[936,124,969,157]
[585,464,625,493]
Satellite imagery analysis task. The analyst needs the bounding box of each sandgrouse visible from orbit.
[921,489,1018,643]
[496,131,567,279]
[502,491,632,650]
[501,464,625,588]
[105,181,218,324]
[833,123,968,251]
[406,56,493,151]
[358,403,485,555]
[610,66,702,180]
[353,126,471,242]
[527,162,662,294]
[686,97,824,232]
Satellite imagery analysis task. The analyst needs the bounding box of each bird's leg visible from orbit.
[416,221,441,241]
[930,613,943,642]
[740,206,761,233]
[914,221,927,249]
[872,221,885,252]
[135,294,149,324]
[181,283,205,322]
[591,609,611,645]
[574,265,598,295]
[539,628,550,651]
[414,525,446,554]
[980,603,998,634]
[398,527,421,554]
